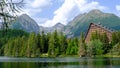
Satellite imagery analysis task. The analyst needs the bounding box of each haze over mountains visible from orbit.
[9,9,120,37]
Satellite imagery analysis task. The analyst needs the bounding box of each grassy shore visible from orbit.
[40,53,79,58]
[95,54,120,58]
[40,53,120,58]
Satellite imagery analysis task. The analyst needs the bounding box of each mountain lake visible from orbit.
[0,57,120,68]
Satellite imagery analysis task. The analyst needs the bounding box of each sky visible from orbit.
[18,0,120,27]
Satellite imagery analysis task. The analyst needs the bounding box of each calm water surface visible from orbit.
[0,57,120,68]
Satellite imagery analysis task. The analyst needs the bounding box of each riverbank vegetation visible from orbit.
[0,29,120,57]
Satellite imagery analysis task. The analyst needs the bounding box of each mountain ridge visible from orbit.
[64,9,120,37]
[40,22,64,33]
[9,14,40,33]
[9,9,120,38]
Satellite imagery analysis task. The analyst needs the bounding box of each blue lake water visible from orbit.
[0,57,120,68]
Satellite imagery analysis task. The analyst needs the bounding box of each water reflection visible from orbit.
[0,62,79,68]
[0,57,120,68]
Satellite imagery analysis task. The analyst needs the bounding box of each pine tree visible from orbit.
[40,31,45,53]
[44,33,50,53]
[53,30,60,56]
[36,33,41,48]
[70,40,75,55]
[59,32,67,54]
[111,32,120,46]
[4,39,12,56]
[66,39,72,55]
[101,33,110,54]
[27,32,37,57]
[78,32,86,57]
[73,38,78,55]
[48,33,54,57]
[13,37,20,57]
[19,36,27,57]
[48,30,61,57]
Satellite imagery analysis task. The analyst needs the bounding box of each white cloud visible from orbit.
[31,0,52,8]
[42,0,106,27]
[19,0,52,17]
[116,5,120,16]
[116,5,120,11]
[76,1,106,13]
[34,17,48,25]
[16,0,52,26]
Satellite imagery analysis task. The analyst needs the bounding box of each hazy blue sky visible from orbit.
[19,0,120,27]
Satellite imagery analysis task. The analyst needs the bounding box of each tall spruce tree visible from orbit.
[27,32,37,57]
[19,36,27,57]
[4,38,13,56]
[78,32,86,57]
[66,39,72,55]
[45,33,50,53]
[101,33,110,54]
[59,32,67,54]
[40,31,46,53]
[53,30,60,56]
[48,33,54,57]
[36,33,41,48]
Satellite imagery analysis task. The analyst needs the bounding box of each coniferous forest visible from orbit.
[0,29,79,57]
[0,29,120,57]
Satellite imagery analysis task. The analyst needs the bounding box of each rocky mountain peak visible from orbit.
[64,9,120,37]
[89,9,103,13]
[53,23,64,28]
[88,9,103,14]
[10,14,40,33]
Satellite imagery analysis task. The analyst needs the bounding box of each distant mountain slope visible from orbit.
[9,14,40,33]
[40,23,65,33]
[8,10,120,37]
[64,9,120,37]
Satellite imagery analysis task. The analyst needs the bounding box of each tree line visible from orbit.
[0,29,79,57]
[0,29,120,57]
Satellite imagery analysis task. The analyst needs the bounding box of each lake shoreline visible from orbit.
[1,53,120,58]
